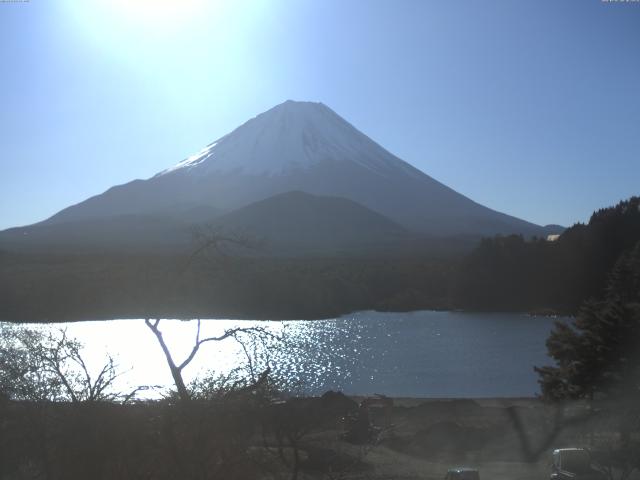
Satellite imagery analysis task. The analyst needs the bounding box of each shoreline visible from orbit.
[0,308,573,324]
[349,395,540,408]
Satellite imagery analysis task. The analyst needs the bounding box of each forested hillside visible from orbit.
[454,197,640,313]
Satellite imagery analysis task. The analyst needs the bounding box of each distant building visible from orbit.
[546,234,561,242]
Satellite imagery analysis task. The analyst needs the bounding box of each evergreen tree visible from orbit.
[536,241,640,402]
[455,196,640,313]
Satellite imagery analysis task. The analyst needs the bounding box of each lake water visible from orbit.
[6,311,566,398]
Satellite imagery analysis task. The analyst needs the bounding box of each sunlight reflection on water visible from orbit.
[7,311,565,398]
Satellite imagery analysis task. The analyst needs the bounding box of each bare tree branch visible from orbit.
[181,225,264,275]
[507,401,598,462]
[145,318,273,402]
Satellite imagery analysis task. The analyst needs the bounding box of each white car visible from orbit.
[445,467,480,480]
[551,448,606,480]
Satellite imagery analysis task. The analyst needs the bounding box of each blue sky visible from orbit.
[1,0,639,230]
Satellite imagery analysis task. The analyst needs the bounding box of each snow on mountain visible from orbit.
[36,100,549,238]
[157,100,417,178]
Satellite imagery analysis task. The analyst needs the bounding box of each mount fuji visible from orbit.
[1,100,558,253]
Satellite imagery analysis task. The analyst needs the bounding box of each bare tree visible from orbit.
[38,329,121,403]
[185,224,263,272]
[506,401,597,462]
[0,325,121,403]
[144,318,271,403]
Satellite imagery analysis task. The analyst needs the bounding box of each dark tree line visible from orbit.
[0,253,455,322]
[454,197,640,313]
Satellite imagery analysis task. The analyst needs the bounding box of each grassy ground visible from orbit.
[1,395,635,479]
[262,396,636,480]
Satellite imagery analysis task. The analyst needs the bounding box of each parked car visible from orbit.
[551,448,606,480]
[445,467,480,480]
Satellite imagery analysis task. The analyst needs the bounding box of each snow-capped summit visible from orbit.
[158,100,412,178]
[37,100,550,238]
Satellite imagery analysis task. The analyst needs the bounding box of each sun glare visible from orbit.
[99,0,210,32]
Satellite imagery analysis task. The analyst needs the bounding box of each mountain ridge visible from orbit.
[7,100,560,245]
[210,190,411,255]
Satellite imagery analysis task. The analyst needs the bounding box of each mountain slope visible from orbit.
[0,214,193,253]
[19,100,553,239]
[212,191,410,255]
